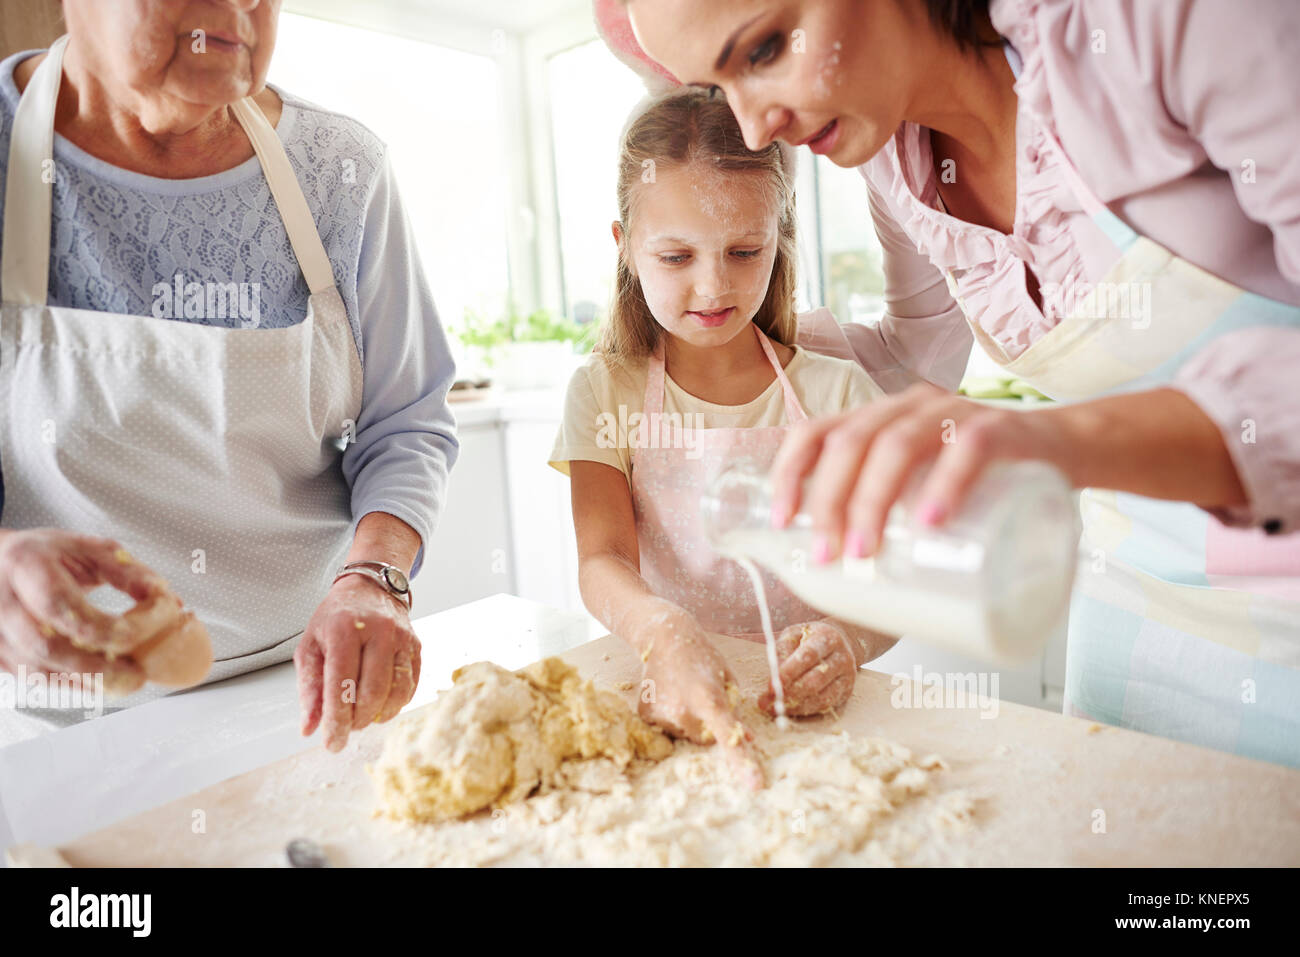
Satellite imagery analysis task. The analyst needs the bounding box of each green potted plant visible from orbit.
[457,304,596,390]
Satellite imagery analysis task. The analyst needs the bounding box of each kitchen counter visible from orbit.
[0,593,605,864]
[17,625,1300,866]
[448,386,565,427]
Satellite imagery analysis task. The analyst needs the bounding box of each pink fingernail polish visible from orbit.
[917,501,947,526]
[844,530,864,559]
[812,535,829,564]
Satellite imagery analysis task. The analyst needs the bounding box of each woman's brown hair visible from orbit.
[597,85,799,365]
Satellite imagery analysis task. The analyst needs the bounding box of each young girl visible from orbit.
[548,87,897,783]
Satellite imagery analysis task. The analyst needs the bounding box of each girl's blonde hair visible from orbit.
[598,86,800,364]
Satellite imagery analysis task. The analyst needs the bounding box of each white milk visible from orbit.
[716,527,1070,666]
[735,557,790,729]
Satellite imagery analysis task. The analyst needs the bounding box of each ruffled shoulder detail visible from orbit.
[858,0,1095,360]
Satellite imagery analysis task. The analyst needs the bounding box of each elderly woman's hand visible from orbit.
[769,381,1074,561]
[295,574,421,752]
[0,528,159,693]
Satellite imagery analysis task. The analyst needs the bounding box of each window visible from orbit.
[808,157,887,325]
[546,38,648,324]
[543,40,893,342]
[268,12,511,341]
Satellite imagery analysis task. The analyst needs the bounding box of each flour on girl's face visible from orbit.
[626,162,779,351]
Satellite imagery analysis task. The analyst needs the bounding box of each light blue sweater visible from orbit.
[0,49,460,577]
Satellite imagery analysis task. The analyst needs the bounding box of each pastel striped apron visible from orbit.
[945,128,1300,767]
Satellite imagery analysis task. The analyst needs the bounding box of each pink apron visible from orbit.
[630,323,825,640]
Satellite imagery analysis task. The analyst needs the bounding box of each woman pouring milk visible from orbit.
[603,0,1300,768]
[0,1,457,748]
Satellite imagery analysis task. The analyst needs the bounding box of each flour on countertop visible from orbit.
[370,657,977,866]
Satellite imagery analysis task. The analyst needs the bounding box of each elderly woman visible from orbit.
[609,0,1300,767]
[0,0,457,750]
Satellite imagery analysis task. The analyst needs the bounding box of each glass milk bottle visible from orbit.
[701,459,1080,665]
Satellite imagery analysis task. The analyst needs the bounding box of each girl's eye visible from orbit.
[748,33,782,68]
[733,249,762,260]
[660,254,689,265]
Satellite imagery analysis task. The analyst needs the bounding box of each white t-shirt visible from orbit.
[549,320,885,483]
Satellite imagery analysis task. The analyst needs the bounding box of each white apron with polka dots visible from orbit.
[0,36,363,738]
[630,322,825,640]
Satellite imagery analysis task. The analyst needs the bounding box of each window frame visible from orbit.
[282,0,542,319]
[283,2,878,330]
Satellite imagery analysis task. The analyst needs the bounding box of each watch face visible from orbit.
[383,566,409,593]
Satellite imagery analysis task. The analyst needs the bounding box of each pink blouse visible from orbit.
[838,0,1300,532]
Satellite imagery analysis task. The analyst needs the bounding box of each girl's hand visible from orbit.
[769,381,1071,560]
[757,620,859,717]
[634,611,765,790]
[295,574,421,752]
[0,528,161,694]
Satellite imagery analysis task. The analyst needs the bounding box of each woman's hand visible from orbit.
[634,610,765,790]
[0,528,162,694]
[295,574,421,752]
[757,620,860,718]
[769,381,1072,560]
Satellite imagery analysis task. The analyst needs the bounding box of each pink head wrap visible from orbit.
[591,0,800,175]
[593,0,681,93]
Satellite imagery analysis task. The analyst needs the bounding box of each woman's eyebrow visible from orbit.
[715,13,765,71]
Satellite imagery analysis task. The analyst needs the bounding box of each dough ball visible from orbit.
[371,658,672,823]
[105,591,185,656]
[77,586,213,691]
[129,611,213,688]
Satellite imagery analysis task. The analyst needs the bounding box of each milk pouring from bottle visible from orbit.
[701,460,1080,665]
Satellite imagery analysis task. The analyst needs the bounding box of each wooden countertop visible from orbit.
[18,629,1300,867]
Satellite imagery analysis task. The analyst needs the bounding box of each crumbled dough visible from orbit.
[371,660,976,866]
[725,680,742,710]
[370,658,673,823]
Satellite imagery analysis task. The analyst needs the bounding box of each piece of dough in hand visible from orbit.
[99,590,213,689]
[128,610,213,688]
[105,591,185,656]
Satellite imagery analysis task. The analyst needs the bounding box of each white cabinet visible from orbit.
[408,420,515,620]
[502,419,585,616]
[410,389,595,628]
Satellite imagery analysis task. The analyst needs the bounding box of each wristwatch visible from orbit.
[333,560,412,611]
